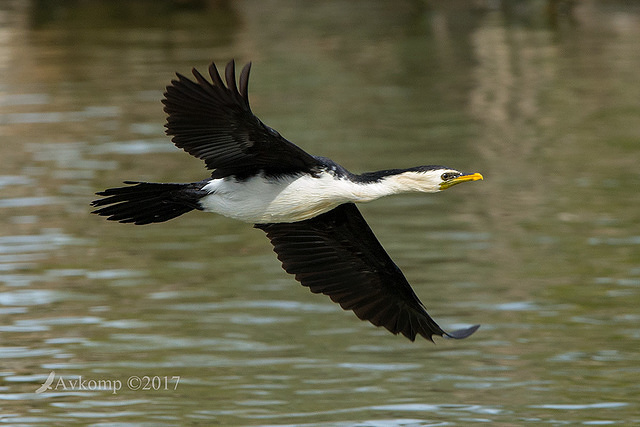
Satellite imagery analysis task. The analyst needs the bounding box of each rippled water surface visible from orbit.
[1,1,639,425]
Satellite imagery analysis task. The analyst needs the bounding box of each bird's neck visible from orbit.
[349,171,441,202]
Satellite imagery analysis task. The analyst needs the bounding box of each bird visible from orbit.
[91,60,483,342]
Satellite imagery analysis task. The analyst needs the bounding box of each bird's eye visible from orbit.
[441,172,460,181]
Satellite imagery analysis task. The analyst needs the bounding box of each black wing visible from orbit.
[255,203,479,342]
[163,60,321,178]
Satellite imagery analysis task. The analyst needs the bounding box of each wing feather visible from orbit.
[255,203,479,342]
[163,60,320,178]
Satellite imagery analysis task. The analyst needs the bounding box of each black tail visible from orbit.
[91,181,207,225]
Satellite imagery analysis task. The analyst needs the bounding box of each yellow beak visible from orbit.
[440,172,483,191]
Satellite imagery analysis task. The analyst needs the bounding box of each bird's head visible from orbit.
[385,166,483,193]
[437,169,484,191]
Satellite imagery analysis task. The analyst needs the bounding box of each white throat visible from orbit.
[374,170,444,195]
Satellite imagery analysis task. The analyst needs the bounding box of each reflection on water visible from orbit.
[1,0,639,425]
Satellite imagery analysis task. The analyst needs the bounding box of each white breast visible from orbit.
[198,172,396,223]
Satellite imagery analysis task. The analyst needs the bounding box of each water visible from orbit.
[1,1,639,425]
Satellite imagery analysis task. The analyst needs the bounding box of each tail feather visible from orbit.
[91,181,206,225]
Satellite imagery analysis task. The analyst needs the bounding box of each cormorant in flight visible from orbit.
[92,60,483,342]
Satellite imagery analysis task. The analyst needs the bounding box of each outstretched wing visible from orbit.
[255,203,479,342]
[163,60,321,178]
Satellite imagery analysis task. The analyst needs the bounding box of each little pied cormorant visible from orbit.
[91,60,483,342]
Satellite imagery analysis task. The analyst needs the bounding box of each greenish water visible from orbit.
[1,1,639,425]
